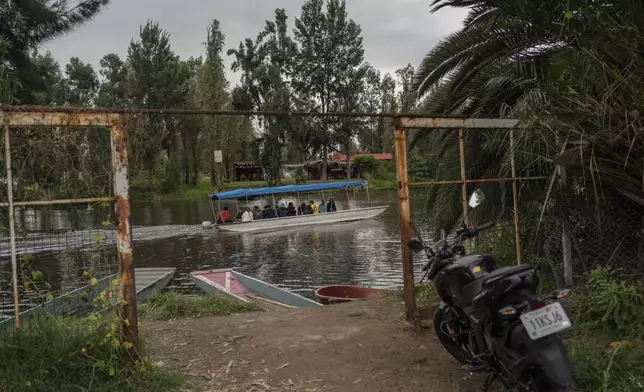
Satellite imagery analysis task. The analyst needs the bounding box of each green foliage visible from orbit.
[563,268,644,391]
[0,316,183,392]
[576,267,644,336]
[353,156,379,178]
[139,292,260,321]
[0,0,109,104]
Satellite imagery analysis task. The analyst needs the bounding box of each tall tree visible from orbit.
[229,9,297,184]
[292,0,366,180]
[59,57,99,106]
[96,53,127,107]
[126,20,187,184]
[196,20,230,187]
[395,64,415,113]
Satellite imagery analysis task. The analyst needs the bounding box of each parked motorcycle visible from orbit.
[408,190,575,391]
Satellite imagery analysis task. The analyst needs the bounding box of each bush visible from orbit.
[0,315,183,392]
[576,267,644,336]
[353,156,380,178]
[139,292,260,321]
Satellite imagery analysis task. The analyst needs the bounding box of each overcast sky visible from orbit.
[42,0,467,85]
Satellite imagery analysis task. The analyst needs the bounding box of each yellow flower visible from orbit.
[111,338,121,348]
[609,340,630,352]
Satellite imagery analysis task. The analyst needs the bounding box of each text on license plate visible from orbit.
[520,302,571,340]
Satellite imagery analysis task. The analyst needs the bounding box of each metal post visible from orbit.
[509,129,522,265]
[111,117,139,351]
[458,128,469,253]
[394,120,416,322]
[558,164,573,285]
[3,116,20,330]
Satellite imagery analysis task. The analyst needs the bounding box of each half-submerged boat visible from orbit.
[0,267,176,329]
[208,180,387,233]
[191,268,321,309]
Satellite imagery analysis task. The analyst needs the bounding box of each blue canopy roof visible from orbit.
[210,180,368,201]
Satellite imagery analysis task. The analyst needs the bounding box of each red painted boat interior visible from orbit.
[315,285,381,301]
[196,269,247,295]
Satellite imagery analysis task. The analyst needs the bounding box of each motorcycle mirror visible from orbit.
[468,189,485,209]
[406,239,425,253]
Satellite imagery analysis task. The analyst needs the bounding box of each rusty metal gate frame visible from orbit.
[392,117,549,322]
[0,105,549,332]
[0,111,137,349]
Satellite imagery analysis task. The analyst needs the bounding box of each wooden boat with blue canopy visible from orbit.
[208,180,387,233]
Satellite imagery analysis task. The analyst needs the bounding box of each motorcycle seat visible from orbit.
[482,265,533,286]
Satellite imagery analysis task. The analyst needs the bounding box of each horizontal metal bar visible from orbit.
[0,105,469,120]
[409,176,549,186]
[3,112,118,127]
[0,197,115,207]
[399,117,520,129]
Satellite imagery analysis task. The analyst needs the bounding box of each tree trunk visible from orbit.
[191,144,198,185]
[346,140,351,180]
[182,130,190,185]
[322,145,328,182]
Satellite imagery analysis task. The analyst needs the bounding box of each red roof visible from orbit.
[330,153,393,162]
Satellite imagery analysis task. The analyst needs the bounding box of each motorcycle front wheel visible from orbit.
[433,306,473,364]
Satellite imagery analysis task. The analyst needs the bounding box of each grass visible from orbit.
[139,292,261,321]
[0,315,184,392]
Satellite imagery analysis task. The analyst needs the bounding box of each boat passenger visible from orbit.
[262,205,277,219]
[235,209,244,221]
[327,198,337,212]
[241,207,253,223]
[277,203,288,217]
[310,200,319,215]
[303,203,313,215]
[318,200,326,213]
[217,206,233,223]
[252,206,262,220]
[287,202,297,216]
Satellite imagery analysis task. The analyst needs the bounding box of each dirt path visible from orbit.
[145,299,485,391]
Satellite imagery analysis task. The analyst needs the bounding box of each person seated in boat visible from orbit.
[235,208,244,221]
[287,202,297,216]
[310,200,319,215]
[252,206,262,220]
[303,202,313,215]
[327,198,337,212]
[277,203,288,217]
[262,205,277,219]
[241,207,253,223]
[318,200,326,213]
[217,206,233,223]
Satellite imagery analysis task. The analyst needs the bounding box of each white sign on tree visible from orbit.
[214,150,223,163]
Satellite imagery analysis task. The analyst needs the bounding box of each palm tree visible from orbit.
[413,0,644,272]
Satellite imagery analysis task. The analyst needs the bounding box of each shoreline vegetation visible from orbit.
[130,176,402,203]
[0,293,262,392]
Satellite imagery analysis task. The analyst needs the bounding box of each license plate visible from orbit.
[520,302,571,340]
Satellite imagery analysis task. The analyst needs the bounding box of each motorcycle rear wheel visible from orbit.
[433,306,473,364]
[526,369,577,392]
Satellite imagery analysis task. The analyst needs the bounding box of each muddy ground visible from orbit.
[145,298,487,392]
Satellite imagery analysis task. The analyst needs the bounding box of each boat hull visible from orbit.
[315,285,382,305]
[216,205,388,233]
[191,268,321,308]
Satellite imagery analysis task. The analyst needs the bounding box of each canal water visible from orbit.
[0,189,435,316]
